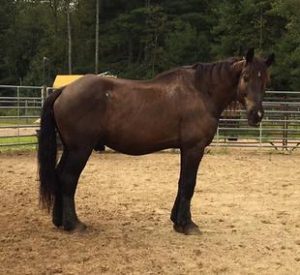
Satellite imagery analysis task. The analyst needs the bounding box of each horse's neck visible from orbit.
[196,64,239,118]
[212,81,238,118]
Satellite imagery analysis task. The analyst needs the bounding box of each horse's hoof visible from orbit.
[73,222,87,233]
[64,221,87,233]
[52,217,63,228]
[173,221,202,235]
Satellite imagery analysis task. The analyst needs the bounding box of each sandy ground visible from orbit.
[0,127,38,137]
[0,149,299,275]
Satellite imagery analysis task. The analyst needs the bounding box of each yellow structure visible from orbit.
[53,75,83,88]
[53,73,117,88]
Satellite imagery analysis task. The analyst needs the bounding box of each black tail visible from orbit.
[38,89,62,211]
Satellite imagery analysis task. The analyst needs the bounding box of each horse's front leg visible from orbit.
[171,145,204,235]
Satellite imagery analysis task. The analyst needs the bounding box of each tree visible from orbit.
[65,0,73,74]
[0,0,16,84]
[271,0,300,90]
[95,0,100,73]
[0,0,299,90]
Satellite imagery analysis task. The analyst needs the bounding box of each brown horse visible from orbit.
[38,48,274,234]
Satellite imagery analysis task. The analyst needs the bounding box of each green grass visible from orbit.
[0,135,37,145]
[0,118,38,126]
[0,136,37,153]
[0,145,37,153]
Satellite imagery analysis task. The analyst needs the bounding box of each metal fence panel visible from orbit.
[0,86,299,151]
[213,91,300,151]
[0,85,43,148]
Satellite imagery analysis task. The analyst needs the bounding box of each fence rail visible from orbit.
[0,85,299,151]
[213,90,300,150]
[0,85,43,148]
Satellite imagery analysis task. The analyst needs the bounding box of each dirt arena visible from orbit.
[0,149,299,274]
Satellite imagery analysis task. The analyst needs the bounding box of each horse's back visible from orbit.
[52,71,213,154]
[53,74,183,153]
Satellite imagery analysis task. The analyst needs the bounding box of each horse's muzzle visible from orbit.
[247,108,264,127]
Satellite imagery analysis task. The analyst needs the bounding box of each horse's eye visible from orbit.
[243,75,250,82]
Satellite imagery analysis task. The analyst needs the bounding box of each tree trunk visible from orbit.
[95,0,100,74]
[66,1,72,74]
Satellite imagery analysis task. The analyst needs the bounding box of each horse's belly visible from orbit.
[110,144,178,155]
[104,130,179,155]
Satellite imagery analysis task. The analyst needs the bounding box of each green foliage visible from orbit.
[270,0,300,90]
[0,136,37,147]
[0,0,299,90]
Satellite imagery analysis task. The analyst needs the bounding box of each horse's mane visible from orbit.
[154,57,244,82]
[193,57,243,82]
[153,66,191,80]
[193,57,244,113]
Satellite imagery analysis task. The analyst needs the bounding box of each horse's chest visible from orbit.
[182,114,218,146]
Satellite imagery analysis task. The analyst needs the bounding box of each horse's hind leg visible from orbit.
[57,148,92,231]
[52,151,68,227]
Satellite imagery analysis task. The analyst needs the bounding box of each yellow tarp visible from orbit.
[53,75,83,88]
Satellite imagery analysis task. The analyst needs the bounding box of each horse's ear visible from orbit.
[245,48,254,64]
[265,53,275,67]
[232,60,245,74]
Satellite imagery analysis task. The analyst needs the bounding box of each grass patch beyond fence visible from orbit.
[0,135,37,146]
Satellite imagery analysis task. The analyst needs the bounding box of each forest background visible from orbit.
[0,0,299,94]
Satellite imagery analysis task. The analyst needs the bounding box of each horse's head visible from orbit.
[234,48,274,127]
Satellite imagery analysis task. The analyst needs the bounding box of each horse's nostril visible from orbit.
[257,111,262,118]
